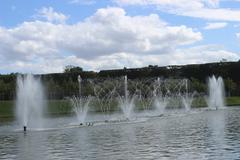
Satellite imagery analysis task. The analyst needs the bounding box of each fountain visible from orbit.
[207,75,225,110]
[182,94,194,111]
[181,79,195,111]
[118,75,135,120]
[153,78,168,115]
[93,79,119,117]
[12,73,229,133]
[16,74,45,131]
[135,79,155,111]
[154,96,168,115]
[70,96,91,125]
[70,75,91,125]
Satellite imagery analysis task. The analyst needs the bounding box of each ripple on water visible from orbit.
[1,108,240,159]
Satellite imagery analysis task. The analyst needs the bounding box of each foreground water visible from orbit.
[1,108,240,160]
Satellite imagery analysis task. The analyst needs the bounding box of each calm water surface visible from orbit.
[1,108,240,160]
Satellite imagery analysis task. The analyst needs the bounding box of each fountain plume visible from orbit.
[70,75,91,124]
[119,76,135,120]
[207,75,225,110]
[16,74,45,129]
[70,96,91,124]
[182,93,195,111]
[181,79,195,111]
[153,78,168,114]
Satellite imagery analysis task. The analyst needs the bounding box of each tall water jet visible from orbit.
[70,96,91,125]
[124,75,128,101]
[154,96,168,115]
[207,76,225,110]
[70,75,91,124]
[153,78,168,115]
[181,79,195,111]
[16,74,45,130]
[119,75,135,120]
[78,75,82,98]
[182,94,194,111]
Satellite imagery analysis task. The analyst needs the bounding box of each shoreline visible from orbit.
[1,97,240,119]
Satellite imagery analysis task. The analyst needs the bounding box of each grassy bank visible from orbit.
[1,96,240,118]
[226,97,240,106]
[0,101,15,118]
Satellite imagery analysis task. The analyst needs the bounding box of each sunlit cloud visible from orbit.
[0,6,239,73]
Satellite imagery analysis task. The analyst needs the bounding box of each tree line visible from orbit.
[0,61,240,100]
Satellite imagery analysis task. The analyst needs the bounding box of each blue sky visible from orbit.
[0,0,240,74]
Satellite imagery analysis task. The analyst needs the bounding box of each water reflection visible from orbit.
[1,108,240,159]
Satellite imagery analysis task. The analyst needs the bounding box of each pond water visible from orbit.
[1,108,240,160]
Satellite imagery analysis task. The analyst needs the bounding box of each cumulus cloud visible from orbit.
[0,7,238,74]
[204,22,228,30]
[0,45,238,74]
[0,7,201,61]
[114,0,240,21]
[35,7,69,24]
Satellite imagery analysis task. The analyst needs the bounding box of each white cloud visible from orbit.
[0,7,201,61]
[36,7,69,24]
[114,0,240,21]
[204,22,228,30]
[69,0,96,5]
[237,32,240,38]
[0,45,238,73]
[0,7,238,74]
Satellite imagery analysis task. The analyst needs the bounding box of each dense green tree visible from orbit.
[225,78,237,97]
[190,78,207,93]
[64,65,83,73]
